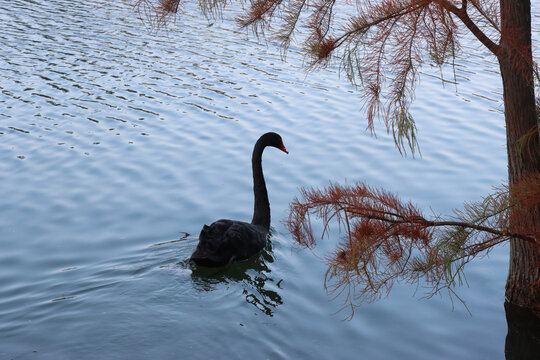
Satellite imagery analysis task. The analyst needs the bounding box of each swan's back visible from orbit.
[190,219,267,267]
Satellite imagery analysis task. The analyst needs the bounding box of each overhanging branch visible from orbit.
[438,0,500,55]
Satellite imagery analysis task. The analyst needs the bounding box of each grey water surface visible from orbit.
[1,0,532,359]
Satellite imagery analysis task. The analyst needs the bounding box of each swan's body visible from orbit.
[190,132,288,267]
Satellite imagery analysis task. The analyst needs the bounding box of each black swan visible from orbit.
[190,132,288,267]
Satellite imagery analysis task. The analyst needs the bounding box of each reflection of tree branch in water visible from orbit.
[189,241,283,316]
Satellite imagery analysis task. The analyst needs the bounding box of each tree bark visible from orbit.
[498,0,540,308]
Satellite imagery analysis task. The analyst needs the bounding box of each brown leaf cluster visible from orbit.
[133,0,528,155]
[509,171,540,240]
[286,178,538,317]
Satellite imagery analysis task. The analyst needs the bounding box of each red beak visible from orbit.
[279,141,289,154]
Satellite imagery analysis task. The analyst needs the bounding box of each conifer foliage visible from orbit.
[134,0,540,310]
[286,177,539,317]
[135,0,532,154]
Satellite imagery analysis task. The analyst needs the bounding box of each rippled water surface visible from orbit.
[1,1,536,359]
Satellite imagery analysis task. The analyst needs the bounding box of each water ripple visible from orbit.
[0,0,528,359]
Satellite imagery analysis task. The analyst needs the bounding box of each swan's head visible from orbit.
[263,132,288,154]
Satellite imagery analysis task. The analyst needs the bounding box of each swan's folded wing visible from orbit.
[191,220,267,266]
[219,222,266,262]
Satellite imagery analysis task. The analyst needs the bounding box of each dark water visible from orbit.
[1,0,534,358]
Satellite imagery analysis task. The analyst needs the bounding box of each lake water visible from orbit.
[1,1,534,359]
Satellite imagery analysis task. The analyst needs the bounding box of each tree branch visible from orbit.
[333,0,430,48]
[342,208,535,243]
[438,0,500,55]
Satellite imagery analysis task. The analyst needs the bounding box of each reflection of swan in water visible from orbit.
[153,233,283,316]
[190,238,283,316]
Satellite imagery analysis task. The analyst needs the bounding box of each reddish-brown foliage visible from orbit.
[133,0,537,154]
[286,177,539,317]
[133,0,540,310]
[134,0,180,27]
[509,171,540,240]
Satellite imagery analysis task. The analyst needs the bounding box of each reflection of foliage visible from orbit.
[286,177,539,319]
[190,241,283,316]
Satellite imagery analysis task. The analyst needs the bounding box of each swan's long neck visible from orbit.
[251,139,270,230]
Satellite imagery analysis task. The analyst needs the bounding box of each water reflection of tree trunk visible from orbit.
[504,301,540,359]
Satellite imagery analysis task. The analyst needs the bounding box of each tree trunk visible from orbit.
[498,0,540,308]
